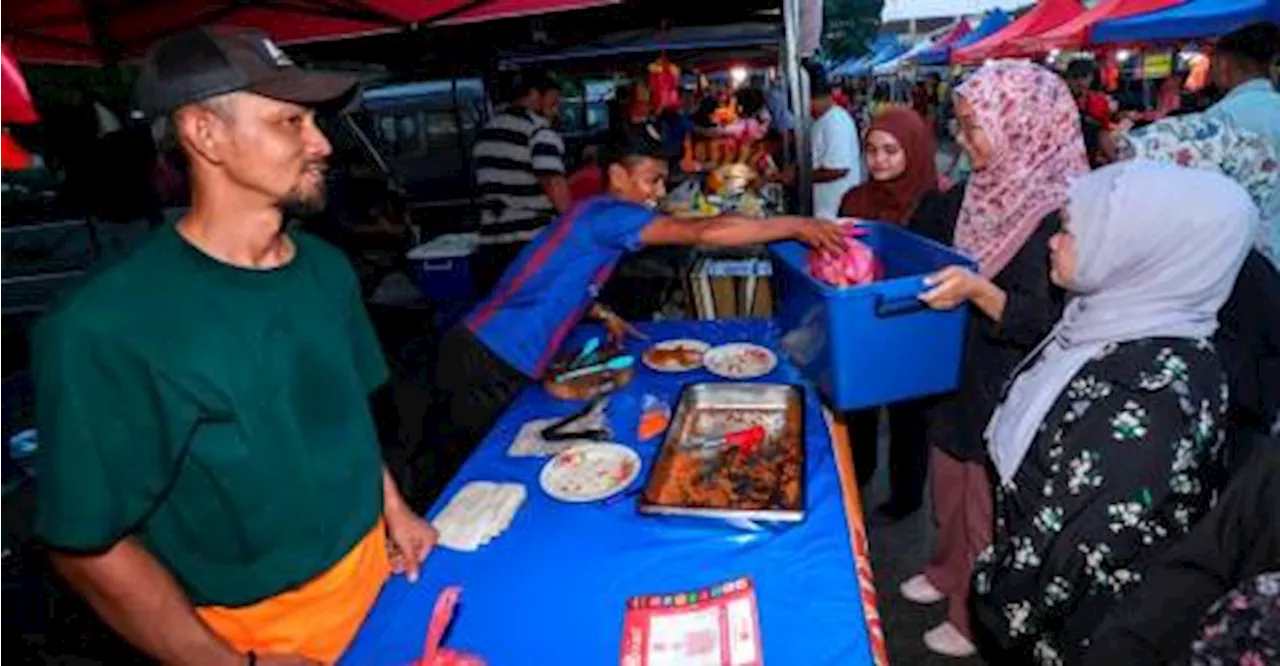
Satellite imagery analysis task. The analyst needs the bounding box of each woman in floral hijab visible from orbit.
[902,60,1088,658]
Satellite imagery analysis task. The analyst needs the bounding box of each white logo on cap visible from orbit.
[262,38,294,67]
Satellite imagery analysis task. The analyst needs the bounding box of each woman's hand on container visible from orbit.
[919,265,984,310]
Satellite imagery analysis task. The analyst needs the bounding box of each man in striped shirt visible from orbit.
[472,72,572,295]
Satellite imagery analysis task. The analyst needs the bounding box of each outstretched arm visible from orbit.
[639,214,847,254]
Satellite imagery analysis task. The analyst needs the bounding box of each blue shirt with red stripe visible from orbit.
[464,196,659,378]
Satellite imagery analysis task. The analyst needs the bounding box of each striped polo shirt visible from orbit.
[472,105,566,245]
[464,196,659,378]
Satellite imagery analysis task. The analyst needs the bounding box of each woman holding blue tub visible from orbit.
[903,61,1089,657]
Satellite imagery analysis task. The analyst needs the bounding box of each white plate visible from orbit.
[703,343,778,380]
[642,338,711,373]
[539,443,642,503]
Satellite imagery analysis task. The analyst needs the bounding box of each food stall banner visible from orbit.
[2,44,39,124]
[1018,0,1186,52]
[341,320,882,666]
[3,0,619,64]
[1141,50,1175,78]
[1092,0,1280,43]
[951,0,1086,64]
[914,10,1007,66]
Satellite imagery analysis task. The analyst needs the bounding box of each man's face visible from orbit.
[187,92,333,215]
[607,156,668,208]
[537,89,562,124]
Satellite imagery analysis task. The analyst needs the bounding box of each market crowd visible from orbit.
[21,17,1280,666]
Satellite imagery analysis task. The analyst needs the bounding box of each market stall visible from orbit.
[341,319,888,665]
[1016,0,1184,53]
[912,10,1007,67]
[951,0,1086,64]
[1091,0,1280,43]
[357,220,975,664]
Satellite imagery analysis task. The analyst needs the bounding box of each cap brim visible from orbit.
[248,69,360,112]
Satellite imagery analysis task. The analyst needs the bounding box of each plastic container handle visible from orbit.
[874,293,927,318]
[421,259,456,271]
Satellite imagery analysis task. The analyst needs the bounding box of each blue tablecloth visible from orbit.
[341,319,875,665]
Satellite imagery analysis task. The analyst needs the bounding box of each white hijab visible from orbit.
[987,161,1258,484]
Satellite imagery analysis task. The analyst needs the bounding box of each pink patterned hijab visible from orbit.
[954,61,1089,278]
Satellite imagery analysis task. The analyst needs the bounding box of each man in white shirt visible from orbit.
[809,76,863,220]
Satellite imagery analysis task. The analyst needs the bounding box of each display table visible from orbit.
[341,319,886,666]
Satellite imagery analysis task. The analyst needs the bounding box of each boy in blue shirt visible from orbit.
[419,127,844,498]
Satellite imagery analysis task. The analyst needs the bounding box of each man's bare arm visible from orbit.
[812,167,850,183]
[539,174,573,213]
[640,215,846,255]
[50,539,243,666]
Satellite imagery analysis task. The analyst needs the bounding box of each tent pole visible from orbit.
[782,0,811,216]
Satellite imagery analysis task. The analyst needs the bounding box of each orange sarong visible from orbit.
[197,519,391,664]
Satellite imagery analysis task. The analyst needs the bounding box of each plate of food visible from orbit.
[703,343,778,380]
[642,339,711,373]
[539,443,642,503]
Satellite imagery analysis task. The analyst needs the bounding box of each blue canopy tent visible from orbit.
[913,9,1010,66]
[832,39,904,76]
[855,42,908,75]
[1092,0,1280,42]
[829,35,898,77]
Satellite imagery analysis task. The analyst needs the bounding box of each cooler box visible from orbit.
[770,221,977,411]
[408,233,478,302]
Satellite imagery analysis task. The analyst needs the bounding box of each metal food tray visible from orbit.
[639,382,806,523]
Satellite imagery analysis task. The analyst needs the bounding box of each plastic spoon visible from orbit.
[553,355,634,382]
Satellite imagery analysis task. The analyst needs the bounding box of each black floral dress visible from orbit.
[1184,571,1280,666]
[971,338,1231,665]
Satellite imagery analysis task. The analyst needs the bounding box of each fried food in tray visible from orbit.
[639,383,805,523]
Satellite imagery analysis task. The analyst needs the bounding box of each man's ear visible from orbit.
[174,106,226,167]
[606,162,627,189]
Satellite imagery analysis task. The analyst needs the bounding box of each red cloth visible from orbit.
[647,59,680,115]
[2,45,39,124]
[839,108,939,225]
[1079,90,1113,130]
[2,131,34,171]
[567,165,604,202]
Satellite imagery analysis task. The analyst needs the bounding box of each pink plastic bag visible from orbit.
[415,587,485,666]
[808,225,883,288]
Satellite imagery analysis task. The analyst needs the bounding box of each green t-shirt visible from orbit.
[32,226,388,607]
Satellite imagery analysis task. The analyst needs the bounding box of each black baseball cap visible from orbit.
[135,27,359,118]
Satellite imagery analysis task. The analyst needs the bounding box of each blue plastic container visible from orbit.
[769,221,978,411]
[408,233,477,302]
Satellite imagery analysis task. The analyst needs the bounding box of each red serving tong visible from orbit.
[415,587,485,666]
[687,425,768,456]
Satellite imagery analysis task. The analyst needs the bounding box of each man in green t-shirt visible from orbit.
[32,28,435,665]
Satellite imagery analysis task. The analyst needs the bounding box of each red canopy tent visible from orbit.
[951,0,1085,64]
[2,0,620,64]
[931,18,973,48]
[1016,0,1186,53]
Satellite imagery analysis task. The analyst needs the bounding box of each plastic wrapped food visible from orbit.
[808,227,882,287]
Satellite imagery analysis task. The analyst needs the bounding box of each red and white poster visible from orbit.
[620,577,763,666]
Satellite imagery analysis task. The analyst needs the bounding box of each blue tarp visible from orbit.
[341,319,876,665]
[501,23,782,66]
[913,9,1011,66]
[832,40,905,77]
[1092,0,1280,42]
[830,35,899,77]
